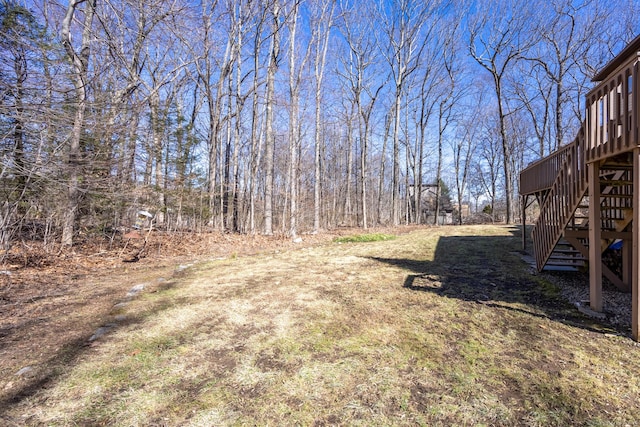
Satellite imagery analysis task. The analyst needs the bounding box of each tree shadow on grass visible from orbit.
[368,226,618,336]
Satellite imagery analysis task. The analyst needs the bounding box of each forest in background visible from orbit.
[1,0,639,248]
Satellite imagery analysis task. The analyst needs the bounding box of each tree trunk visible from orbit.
[150,90,165,226]
[391,89,401,226]
[264,2,281,235]
[312,0,334,233]
[230,22,243,232]
[496,81,513,223]
[288,3,300,238]
[360,121,368,229]
[377,111,391,224]
[202,7,232,228]
[344,118,354,225]
[60,0,96,247]
[248,8,266,234]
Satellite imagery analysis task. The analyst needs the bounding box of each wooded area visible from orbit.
[1,0,638,247]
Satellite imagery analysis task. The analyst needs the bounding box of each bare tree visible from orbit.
[377,0,436,226]
[0,1,49,248]
[263,0,282,236]
[477,120,503,222]
[526,0,607,150]
[246,2,269,234]
[451,101,482,225]
[512,63,552,158]
[468,0,534,224]
[432,26,460,225]
[411,51,441,224]
[222,0,250,232]
[192,0,232,228]
[3,0,638,246]
[376,107,393,224]
[60,0,96,246]
[311,0,335,233]
[137,13,188,227]
[285,0,312,238]
[338,1,387,229]
[618,0,640,44]
[97,0,172,187]
[344,106,354,225]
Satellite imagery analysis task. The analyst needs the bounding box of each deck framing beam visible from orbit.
[522,195,527,251]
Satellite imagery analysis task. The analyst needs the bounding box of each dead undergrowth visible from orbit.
[1,225,639,426]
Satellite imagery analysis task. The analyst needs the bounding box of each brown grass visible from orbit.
[2,225,640,426]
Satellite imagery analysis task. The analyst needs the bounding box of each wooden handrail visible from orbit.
[531,128,588,270]
[519,143,576,195]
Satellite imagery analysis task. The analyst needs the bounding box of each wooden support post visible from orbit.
[632,148,640,340]
[623,236,632,290]
[522,195,527,251]
[588,161,603,312]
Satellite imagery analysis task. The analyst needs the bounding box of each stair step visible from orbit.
[552,249,582,255]
[555,242,580,248]
[548,255,585,261]
[600,205,632,209]
[555,244,580,250]
[600,161,632,168]
[545,262,585,269]
[542,265,581,272]
[600,180,632,185]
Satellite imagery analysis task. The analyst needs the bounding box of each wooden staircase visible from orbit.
[562,165,633,289]
[529,129,587,271]
[526,128,633,289]
[520,34,640,340]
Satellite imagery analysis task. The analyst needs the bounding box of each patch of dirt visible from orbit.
[0,226,418,406]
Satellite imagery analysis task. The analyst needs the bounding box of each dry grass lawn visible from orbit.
[2,225,640,426]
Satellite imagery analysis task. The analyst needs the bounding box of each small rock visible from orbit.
[293,237,303,243]
[574,302,607,320]
[89,324,116,342]
[126,284,145,297]
[15,366,34,376]
[111,302,129,311]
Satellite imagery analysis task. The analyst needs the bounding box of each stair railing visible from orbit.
[519,143,573,195]
[531,127,588,271]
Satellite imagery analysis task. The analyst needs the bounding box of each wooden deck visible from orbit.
[520,35,640,340]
